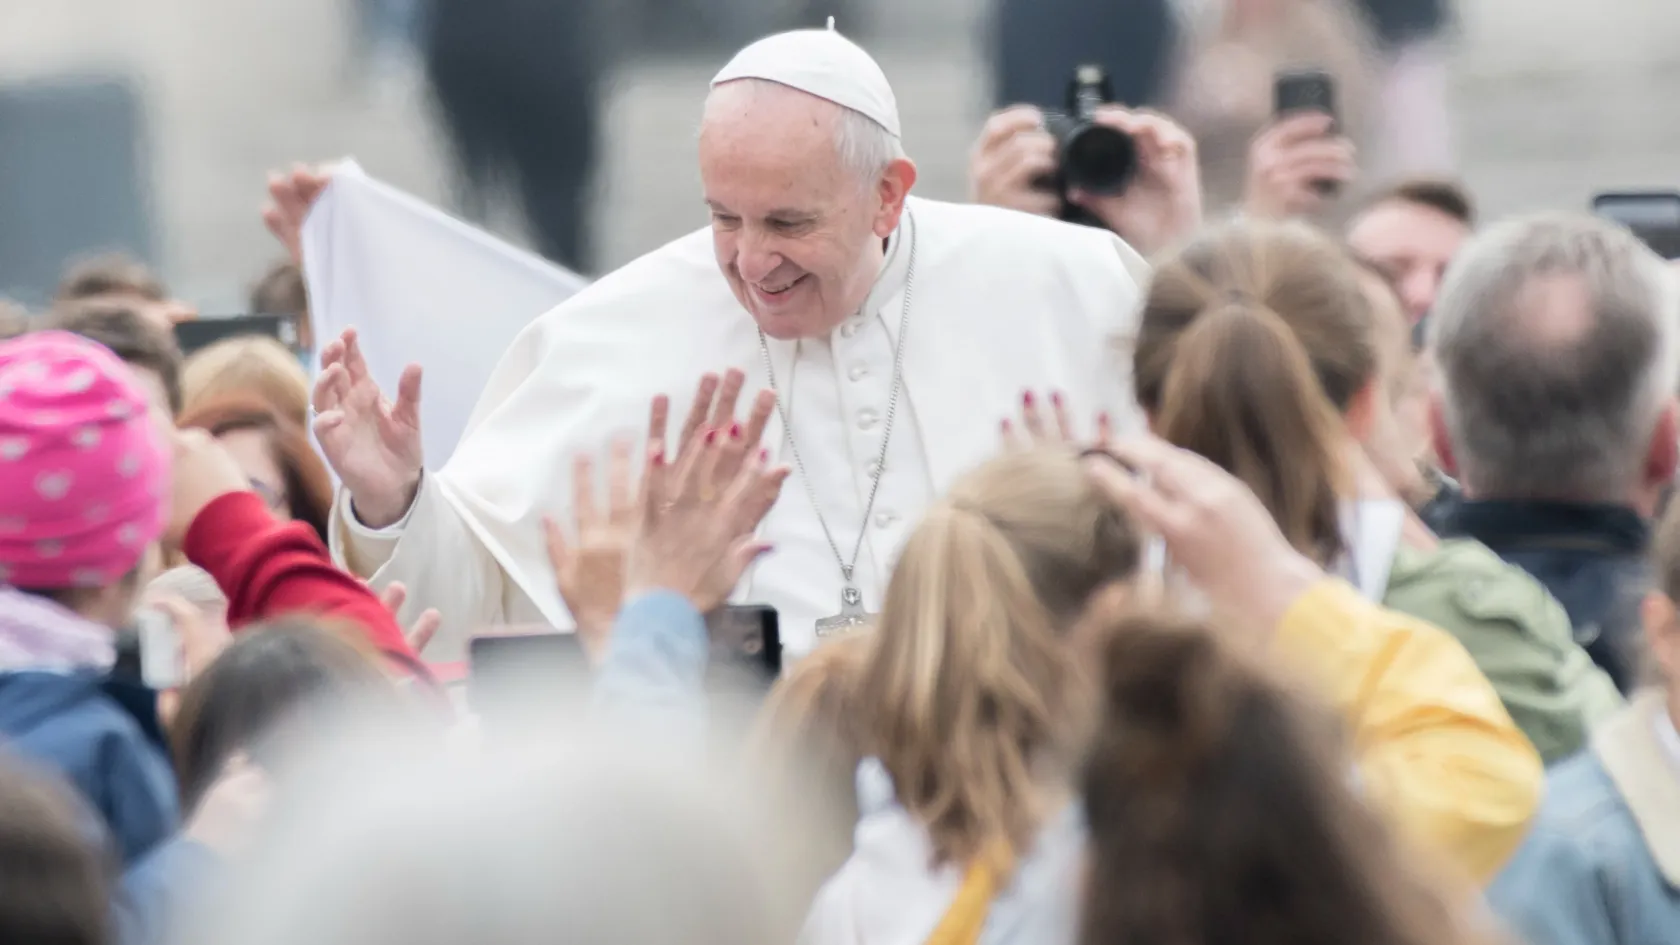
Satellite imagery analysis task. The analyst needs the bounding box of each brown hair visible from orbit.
[1080,611,1484,945]
[56,253,168,304]
[176,396,333,544]
[249,259,313,353]
[169,619,393,813]
[182,335,312,428]
[1133,220,1376,565]
[1359,177,1477,228]
[0,758,110,945]
[858,448,1141,870]
[42,300,184,415]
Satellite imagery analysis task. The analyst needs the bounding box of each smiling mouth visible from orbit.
[753,275,807,297]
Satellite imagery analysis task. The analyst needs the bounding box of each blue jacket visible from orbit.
[0,670,178,866]
[1488,693,1680,944]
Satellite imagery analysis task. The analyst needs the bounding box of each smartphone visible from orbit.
[1274,69,1338,124]
[467,629,589,718]
[134,608,183,691]
[1592,191,1680,260]
[1275,69,1341,198]
[705,604,782,685]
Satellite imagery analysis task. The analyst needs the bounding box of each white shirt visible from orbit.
[756,221,930,654]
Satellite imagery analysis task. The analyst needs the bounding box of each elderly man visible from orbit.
[305,27,1197,659]
[1429,214,1680,692]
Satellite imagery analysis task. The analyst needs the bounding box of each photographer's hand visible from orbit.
[968,107,1062,218]
[1069,109,1203,257]
[1243,113,1356,220]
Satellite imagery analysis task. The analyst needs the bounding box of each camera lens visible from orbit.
[1062,124,1137,196]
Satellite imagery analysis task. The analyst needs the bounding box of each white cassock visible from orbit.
[331,195,1149,660]
[328,26,1151,660]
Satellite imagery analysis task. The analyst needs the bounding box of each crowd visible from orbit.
[0,17,1678,945]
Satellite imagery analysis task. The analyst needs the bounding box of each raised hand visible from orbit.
[1083,436,1323,644]
[1069,108,1203,257]
[377,581,443,656]
[647,369,776,506]
[627,430,790,614]
[999,390,1112,451]
[544,439,639,662]
[1243,113,1357,220]
[968,106,1062,218]
[262,164,332,266]
[311,328,424,529]
[168,428,258,546]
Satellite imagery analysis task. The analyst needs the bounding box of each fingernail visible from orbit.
[1097,411,1112,427]
[758,448,769,463]
[1000,418,1012,432]
[1022,391,1035,407]
[704,428,717,445]
[730,422,741,440]
[1051,391,1064,408]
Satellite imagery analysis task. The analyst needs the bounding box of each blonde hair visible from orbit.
[858,448,1141,869]
[1133,220,1376,565]
[182,336,311,428]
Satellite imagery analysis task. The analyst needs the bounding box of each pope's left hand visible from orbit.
[1067,109,1203,258]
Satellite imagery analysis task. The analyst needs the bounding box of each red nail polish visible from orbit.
[1051,391,1064,408]
[759,448,769,463]
[704,428,717,445]
[730,422,741,440]
[1097,411,1111,426]
[1022,391,1035,407]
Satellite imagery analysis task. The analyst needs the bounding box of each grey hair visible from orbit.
[1428,213,1680,500]
[708,77,905,185]
[834,101,906,184]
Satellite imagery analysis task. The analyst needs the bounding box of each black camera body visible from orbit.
[1033,65,1138,224]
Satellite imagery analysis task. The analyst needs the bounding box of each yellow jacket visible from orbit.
[1278,578,1543,882]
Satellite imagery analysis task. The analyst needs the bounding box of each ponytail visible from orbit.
[860,503,1080,872]
[1156,300,1348,564]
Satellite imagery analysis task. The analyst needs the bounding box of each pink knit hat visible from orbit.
[0,331,171,589]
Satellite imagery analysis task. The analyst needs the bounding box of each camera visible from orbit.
[1034,65,1138,223]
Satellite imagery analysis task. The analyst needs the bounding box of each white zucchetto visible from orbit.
[710,24,901,138]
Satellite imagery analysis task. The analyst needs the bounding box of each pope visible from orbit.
[305,26,1201,659]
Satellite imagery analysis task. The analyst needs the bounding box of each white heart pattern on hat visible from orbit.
[117,523,142,547]
[35,470,73,500]
[0,437,27,461]
[117,452,142,478]
[72,426,102,450]
[61,368,96,394]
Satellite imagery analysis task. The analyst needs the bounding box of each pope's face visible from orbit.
[699,82,907,341]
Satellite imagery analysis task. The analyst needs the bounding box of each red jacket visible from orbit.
[182,491,426,677]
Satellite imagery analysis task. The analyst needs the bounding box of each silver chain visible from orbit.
[757,213,917,590]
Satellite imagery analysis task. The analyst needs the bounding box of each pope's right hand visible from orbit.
[312,328,424,529]
[968,106,1062,218]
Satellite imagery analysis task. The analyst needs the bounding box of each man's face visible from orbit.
[699,83,903,341]
[1347,199,1470,325]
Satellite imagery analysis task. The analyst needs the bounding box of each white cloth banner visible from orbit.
[300,160,589,465]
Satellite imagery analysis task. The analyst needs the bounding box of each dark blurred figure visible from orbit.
[991,0,1176,111]
[423,0,603,272]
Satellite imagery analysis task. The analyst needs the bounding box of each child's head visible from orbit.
[0,332,172,626]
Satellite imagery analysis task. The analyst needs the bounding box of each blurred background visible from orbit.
[0,0,1675,311]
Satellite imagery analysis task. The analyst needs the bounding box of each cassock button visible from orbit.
[840,321,861,339]
[865,460,884,479]
[857,408,880,430]
[874,511,898,529]
[847,363,869,382]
